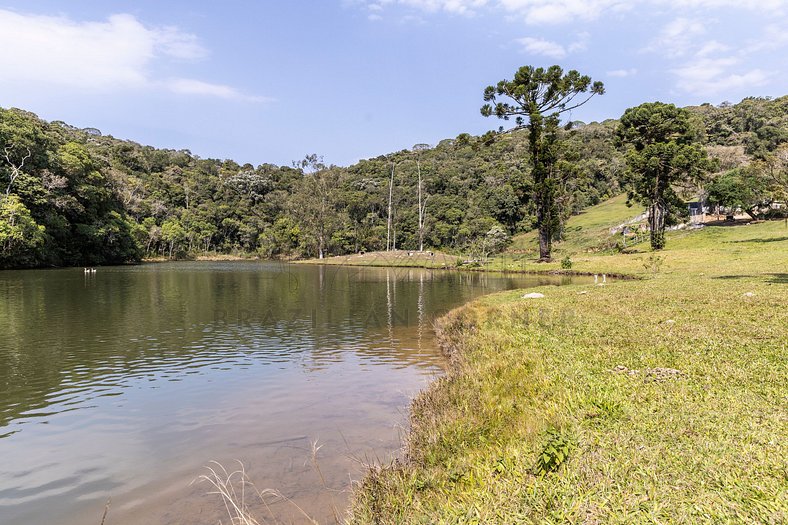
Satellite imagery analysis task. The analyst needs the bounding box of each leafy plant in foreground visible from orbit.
[534,427,575,476]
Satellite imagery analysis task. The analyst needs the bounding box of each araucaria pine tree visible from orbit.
[616,102,714,250]
[481,65,604,261]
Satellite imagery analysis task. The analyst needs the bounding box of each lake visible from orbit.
[0,262,578,524]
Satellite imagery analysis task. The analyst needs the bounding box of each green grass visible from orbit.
[509,194,645,256]
[349,219,788,524]
[492,219,788,278]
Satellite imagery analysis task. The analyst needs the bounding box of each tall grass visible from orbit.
[195,440,349,525]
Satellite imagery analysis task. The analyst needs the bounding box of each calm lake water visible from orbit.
[0,262,577,524]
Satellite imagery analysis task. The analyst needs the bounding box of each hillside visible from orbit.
[509,193,645,256]
[1,95,786,269]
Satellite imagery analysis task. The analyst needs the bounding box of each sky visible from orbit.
[0,1,786,167]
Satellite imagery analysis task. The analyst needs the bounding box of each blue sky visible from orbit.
[1,1,786,167]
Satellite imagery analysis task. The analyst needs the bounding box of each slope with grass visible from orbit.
[349,219,787,523]
[508,193,645,256]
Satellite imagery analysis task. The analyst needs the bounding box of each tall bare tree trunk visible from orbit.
[386,162,394,251]
[417,160,424,252]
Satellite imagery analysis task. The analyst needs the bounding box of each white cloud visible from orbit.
[516,36,567,58]
[607,68,638,77]
[0,9,258,101]
[515,31,587,59]
[646,17,706,57]
[655,0,785,10]
[0,10,156,89]
[745,23,788,52]
[364,0,491,15]
[351,0,632,24]
[644,15,785,97]
[165,79,268,102]
[672,57,769,95]
[499,0,629,24]
[695,40,730,58]
[352,0,786,24]
[154,26,208,60]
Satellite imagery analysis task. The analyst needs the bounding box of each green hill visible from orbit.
[2,94,786,268]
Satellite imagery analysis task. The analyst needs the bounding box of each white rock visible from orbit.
[577,290,589,295]
[743,292,755,297]
[522,292,545,299]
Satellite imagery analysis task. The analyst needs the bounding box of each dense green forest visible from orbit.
[1,96,786,269]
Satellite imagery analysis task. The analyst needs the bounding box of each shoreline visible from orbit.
[296,250,643,280]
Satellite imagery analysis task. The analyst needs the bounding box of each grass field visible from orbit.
[349,213,788,523]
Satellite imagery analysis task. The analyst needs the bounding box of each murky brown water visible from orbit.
[0,262,577,524]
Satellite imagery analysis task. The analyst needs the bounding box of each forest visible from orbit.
[1,95,786,269]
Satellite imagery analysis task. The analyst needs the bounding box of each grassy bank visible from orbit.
[295,249,461,269]
[142,253,261,263]
[349,219,787,523]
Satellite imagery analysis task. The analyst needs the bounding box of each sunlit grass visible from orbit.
[349,219,788,523]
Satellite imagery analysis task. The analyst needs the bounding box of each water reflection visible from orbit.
[0,262,578,524]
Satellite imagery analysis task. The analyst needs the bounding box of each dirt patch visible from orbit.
[612,365,684,382]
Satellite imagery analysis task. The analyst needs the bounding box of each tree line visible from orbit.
[1,76,786,269]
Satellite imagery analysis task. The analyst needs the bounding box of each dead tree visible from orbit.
[3,145,32,196]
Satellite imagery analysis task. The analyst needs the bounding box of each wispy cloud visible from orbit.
[672,59,769,95]
[516,37,568,58]
[351,0,785,24]
[642,14,786,96]
[644,17,706,58]
[745,23,788,53]
[607,68,638,77]
[349,0,490,17]
[500,0,630,24]
[0,9,262,102]
[348,0,787,101]
[165,79,269,102]
[695,40,730,58]
[654,0,785,10]
[515,31,587,59]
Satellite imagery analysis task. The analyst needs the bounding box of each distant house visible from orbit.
[687,201,709,224]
